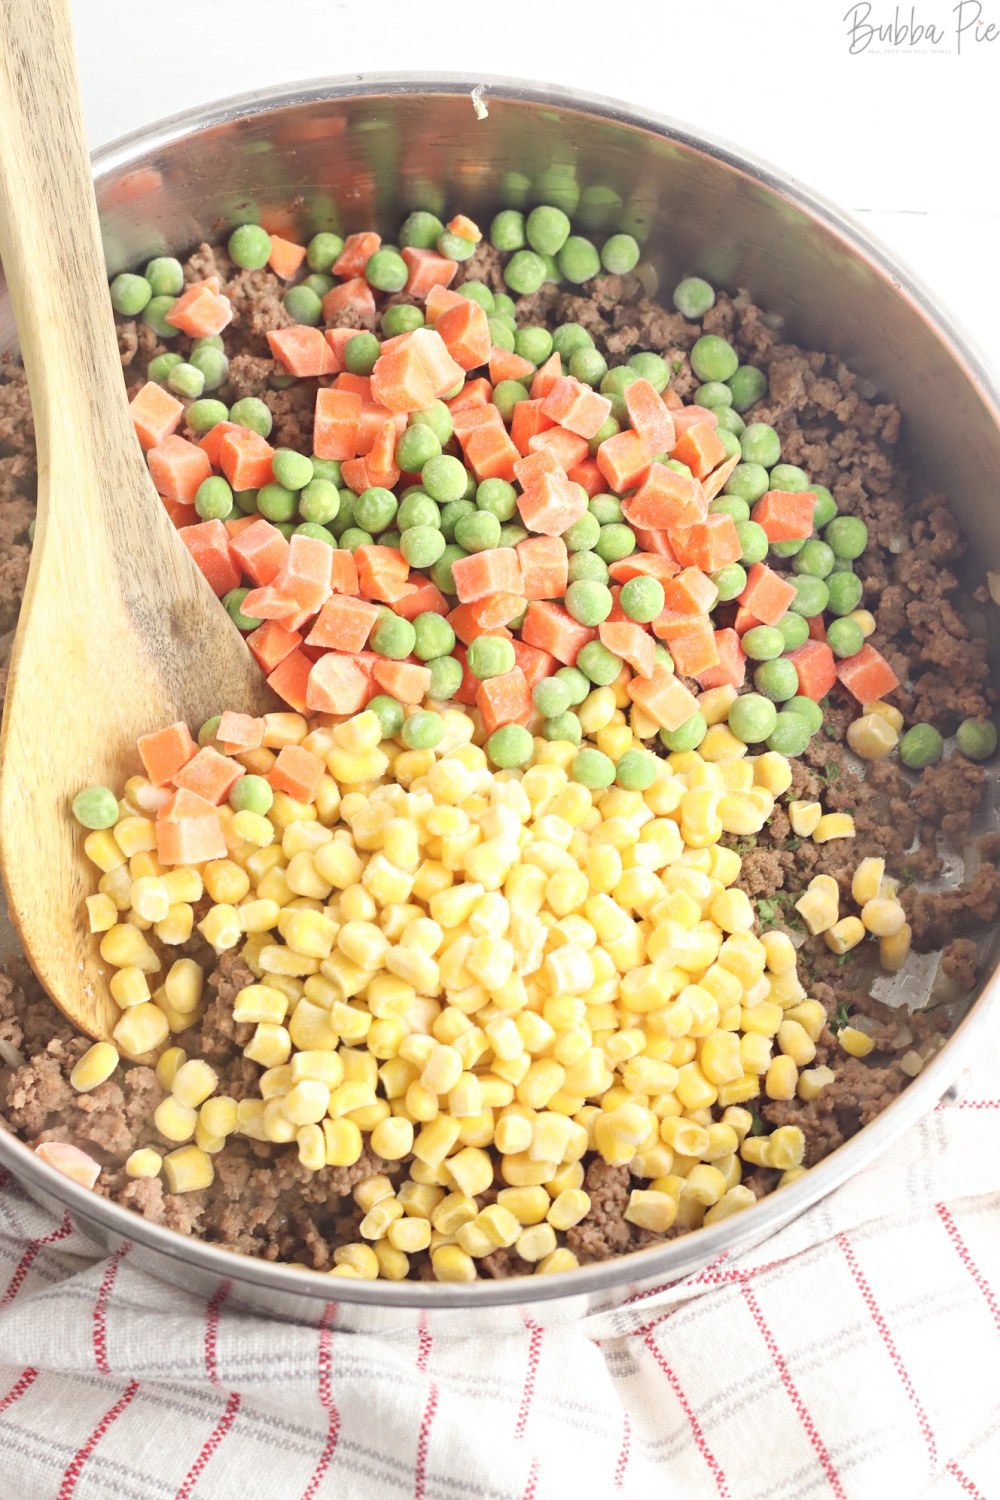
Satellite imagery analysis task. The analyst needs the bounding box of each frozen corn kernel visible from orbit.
[113,1001,169,1057]
[794,888,838,936]
[847,714,898,761]
[825,916,865,955]
[839,1026,875,1058]
[172,1059,218,1109]
[861,898,907,938]
[851,856,885,906]
[70,1042,119,1093]
[880,922,912,972]
[624,1189,676,1232]
[862,700,904,733]
[788,801,822,837]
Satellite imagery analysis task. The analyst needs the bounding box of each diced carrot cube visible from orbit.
[156,787,228,865]
[661,567,718,616]
[671,405,719,437]
[542,376,612,440]
[434,299,491,372]
[510,399,556,456]
[137,720,198,786]
[651,608,702,644]
[220,429,276,491]
[658,614,720,676]
[322,326,358,373]
[34,1140,101,1190]
[424,285,467,325]
[703,453,740,502]
[672,421,727,480]
[512,447,561,490]
[246,618,302,673]
[783,640,837,702]
[447,599,521,644]
[489,348,535,386]
[355,544,411,603]
[266,235,306,282]
[369,342,436,415]
[129,381,183,451]
[313,387,362,462]
[734,606,762,637]
[530,353,563,400]
[517,471,588,537]
[694,629,746,690]
[178,519,241,596]
[808,614,827,643]
[463,420,521,482]
[452,644,478,704]
[147,435,212,504]
[321,278,376,321]
[217,711,265,753]
[608,553,680,584]
[228,517,289,587]
[267,325,336,378]
[447,377,492,413]
[172,745,245,805]
[511,638,556,688]
[225,515,258,540]
[372,658,432,704]
[401,246,457,298]
[599,621,656,678]
[392,578,449,621]
[751,491,817,543]
[267,534,334,615]
[267,647,313,711]
[476,667,531,735]
[452,404,503,444]
[596,430,652,493]
[326,549,359,597]
[332,232,381,279]
[516,535,569,601]
[622,463,707,530]
[631,524,680,561]
[305,595,380,653]
[332,372,372,398]
[304,652,372,715]
[164,280,232,338]
[834,643,899,703]
[567,456,603,498]
[520,600,596,666]
[161,496,197,529]
[407,328,467,397]
[528,426,590,472]
[624,379,676,455]
[447,214,481,243]
[626,662,700,731]
[738,562,798,626]
[269,743,326,802]
[667,515,742,573]
[451,548,523,602]
[199,420,245,468]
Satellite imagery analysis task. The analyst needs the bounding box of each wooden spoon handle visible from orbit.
[0,0,136,526]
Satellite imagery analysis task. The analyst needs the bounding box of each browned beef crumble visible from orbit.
[0,241,996,1272]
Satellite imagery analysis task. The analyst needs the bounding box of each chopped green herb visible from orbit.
[748,1105,765,1136]
[835,952,853,968]
[900,866,916,886]
[832,1000,851,1032]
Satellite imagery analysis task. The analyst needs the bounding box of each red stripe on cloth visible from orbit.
[643,1329,730,1499]
[613,1411,631,1492]
[56,1379,140,1500]
[514,1316,543,1439]
[620,1251,729,1308]
[0,1210,73,1307]
[521,1455,540,1500]
[300,1301,341,1500]
[0,1367,38,1416]
[204,1280,231,1387]
[93,1244,131,1375]
[414,1319,437,1500]
[836,1233,937,1468]
[936,1099,1000,1110]
[947,1459,989,1498]
[936,1204,1000,1337]
[741,1284,846,1499]
[174,1390,241,1500]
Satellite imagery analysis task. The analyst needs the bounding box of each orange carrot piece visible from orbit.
[476,667,531,735]
[137,721,198,786]
[434,299,492,371]
[621,463,707,530]
[807,614,827,643]
[671,404,719,437]
[510,399,556,456]
[313,387,362,462]
[129,381,183,451]
[489,348,535,386]
[304,652,371,715]
[624,379,676,454]
[368,417,398,476]
[369,342,437,414]
[608,553,680,584]
[178,519,241,596]
[734,606,763,637]
[268,234,307,281]
[596,430,652,493]
[172,745,245,805]
[407,328,467,396]
[751,490,817,543]
[447,377,492,413]
[164,280,232,338]
[738,562,798,625]
[401,247,457,298]
[528,425,590,472]
[322,326,359,373]
[267,647,313,712]
[424,285,467,325]
[355,544,411,603]
[599,621,656,678]
[517,471,588,537]
[511,638,556,688]
[541,376,612,440]
[626,661,699,731]
[463,421,521,483]
[220,429,276,491]
[666,515,742,573]
[515,535,569,601]
[671,421,727,480]
[781,640,837,702]
[269,534,335,615]
[512,447,562,489]
[661,567,718,616]
[520,600,596,666]
[392,578,449,621]
[658,615,721,676]
[567,456,603,498]
[703,453,740,502]
[156,788,228,865]
[218,711,265,753]
[321,278,376,321]
[161,496,197,529]
[834,643,899,702]
[228,517,289,587]
[225,515,258,540]
[447,214,481,243]
[327,549,359,597]
[631,524,680,561]
[332,232,381,279]
[530,352,563,400]
[34,1140,101,1190]
[267,743,325,802]
[147,435,212,503]
[451,547,523,602]
[694,629,747,690]
[305,595,380,653]
[246,619,302,673]
[371,658,432,704]
[447,598,521,643]
[267,325,336,378]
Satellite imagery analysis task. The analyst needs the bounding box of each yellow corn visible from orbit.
[861,898,907,937]
[847,714,898,760]
[863,700,904,733]
[162,1145,214,1193]
[794,888,838,935]
[624,1189,677,1232]
[113,1002,169,1057]
[69,1041,119,1093]
[788,800,822,837]
[431,1245,477,1282]
[880,922,912,972]
[839,1026,875,1058]
[825,916,865,955]
[798,1065,836,1101]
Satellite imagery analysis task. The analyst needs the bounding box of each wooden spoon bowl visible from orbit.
[0,0,272,1040]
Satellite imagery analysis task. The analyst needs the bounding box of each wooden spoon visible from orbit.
[0,0,273,1042]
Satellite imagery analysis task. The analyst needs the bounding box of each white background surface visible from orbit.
[70,0,1000,369]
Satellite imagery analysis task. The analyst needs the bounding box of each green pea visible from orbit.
[504,249,547,296]
[466,636,515,680]
[195,476,233,521]
[769,463,811,493]
[476,479,518,523]
[409,401,453,448]
[234,489,259,515]
[228,223,272,270]
[601,366,640,399]
[565,580,613,627]
[614,749,658,790]
[423,454,470,505]
[728,693,778,744]
[71,785,120,830]
[673,277,715,319]
[785,696,824,735]
[400,526,445,569]
[401,710,444,750]
[754,658,799,702]
[711,564,747,604]
[307,231,345,272]
[486,725,534,769]
[543,711,582,745]
[716,428,743,461]
[225,774,272,817]
[562,512,601,554]
[439,502,475,545]
[268,449,312,492]
[766,711,812,757]
[437,230,476,262]
[382,304,424,337]
[740,423,781,468]
[694,380,733,409]
[426,655,463,701]
[256,482,296,523]
[899,724,945,769]
[198,715,223,747]
[620,575,665,622]
[457,281,495,314]
[736,520,769,565]
[329,490,356,535]
[279,285,320,327]
[369,613,416,660]
[577,641,622,686]
[589,494,623,526]
[186,398,229,434]
[709,495,750,524]
[344,332,380,377]
[223,587,262,630]
[352,487,395,535]
[483,318,512,353]
[110,273,152,316]
[190,344,229,391]
[659,712,708,754]
[393,424,439,474]
[597,233,637,275]
[399,212,444,250]
[724,463,770,503]
[532,677,572,718]
[558,236,600,284]
[691,335,738,383]
[742,626,784,662]
[568,550,610,585]
[589,417,620,455]
[339,527,374,553]
[490,209,526,251]
[379,530,402,551]
[398,493,441,531]
[230,397,272,438]
[550,324,592,362]
[570,747,616,789]
[810,485,838,529]
[148,351,183,382]
[569,347,608,388]
[490,379,527,423]
[770,538,805,559]
[144,256,184,296]
[273,522,297,541]
[514,326,552,365]
[411,613,455,662]
[493,293,517,321]
[825,516,868,560]
[777,613,810,651]
[826,617,865,659]
[365,248,408,292]
[788,575,829,618]
[555,666,591,705]
[727,365,767,412]
[454,511,500,553]
[526,205,570,256]
[298,479,340,526]
[294,522,335,545]
[826,571,864,617]
[793,539,834,579]
[311,458,342,486]
[142,295,179,339]
[368,694,405,737]
[595,524,635,564]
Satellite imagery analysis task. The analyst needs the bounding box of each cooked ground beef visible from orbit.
[0,236,996,1276]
